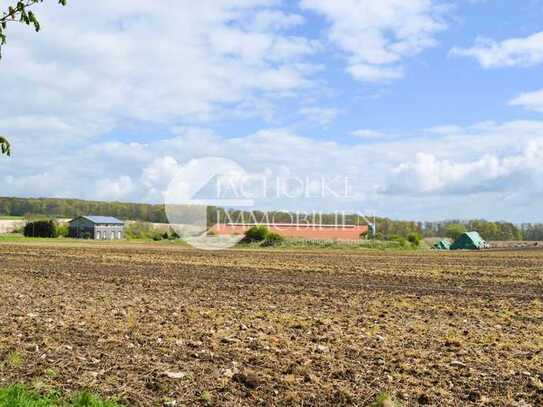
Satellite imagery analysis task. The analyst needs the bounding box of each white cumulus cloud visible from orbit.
[0,0,320,134]
[510,89,543,113]
[451,31,543,68]
[300,0,445,82]
[3,121,543,221]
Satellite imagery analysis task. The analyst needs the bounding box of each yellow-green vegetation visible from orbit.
[370,392,403,407]
[273,237,425,250]
[6,352,23,368]
[0,385,120,406]
[0,234,189,247]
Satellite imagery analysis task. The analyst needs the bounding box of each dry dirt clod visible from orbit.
[164,371,188,380]
[467,391,480,402]
[144,377,161,391]
[221,336,240,344]
[417,393,431,405]
[233,371,260,389]
[315,344,328,353]
[303,373,317,383]
[221,368,236,379]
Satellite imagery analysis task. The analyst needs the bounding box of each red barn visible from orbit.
[211,223,369,240]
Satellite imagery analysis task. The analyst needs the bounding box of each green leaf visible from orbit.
[0,137,11,156]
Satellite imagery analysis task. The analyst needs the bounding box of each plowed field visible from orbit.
[1,243,542,406]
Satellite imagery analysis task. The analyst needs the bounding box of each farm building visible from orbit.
[450,231,489,250]
[68,216,124,240]
[211,223,369,240]
[433,239,452,250]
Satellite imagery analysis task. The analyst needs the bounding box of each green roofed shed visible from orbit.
[450,231,488,250]
[433,239,452,250]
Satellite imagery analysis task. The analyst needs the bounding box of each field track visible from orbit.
[1,243,542,406]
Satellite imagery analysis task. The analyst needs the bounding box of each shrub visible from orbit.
[261,232,284,247]
[165,230,180,240]
[56,223,69,238]
[242,225,269,243]
[124,221,156,240]
[386,235,408,247]
[407,232,422,247]
[23,220,58,238]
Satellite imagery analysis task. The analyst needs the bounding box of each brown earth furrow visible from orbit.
[1,243,542,406]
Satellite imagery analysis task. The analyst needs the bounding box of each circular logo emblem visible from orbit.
[164,157,253,250]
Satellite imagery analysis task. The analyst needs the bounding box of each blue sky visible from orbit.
[1,0,543,222]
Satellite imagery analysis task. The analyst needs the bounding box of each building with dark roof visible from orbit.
[68,216,124,240]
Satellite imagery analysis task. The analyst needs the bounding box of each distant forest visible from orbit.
[0,196,169,223]
[1,196,542,241]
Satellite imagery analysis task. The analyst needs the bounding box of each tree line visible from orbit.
[1,196,542,241]
[214,210,531,241]
[375,218,525,241]
[0,197,168,223]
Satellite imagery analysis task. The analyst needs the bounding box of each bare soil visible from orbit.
[0,243,542,406]
[488,241,543,250]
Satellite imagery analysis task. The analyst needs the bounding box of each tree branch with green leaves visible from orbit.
[0,0,67,156]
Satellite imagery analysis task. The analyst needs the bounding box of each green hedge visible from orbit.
[23,220,58,238]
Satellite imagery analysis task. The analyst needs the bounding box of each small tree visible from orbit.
[23,220,58,238]
[56,223,69,237]
[243,225,269,243]
[407,232,422,247]
[445,224,467,241]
